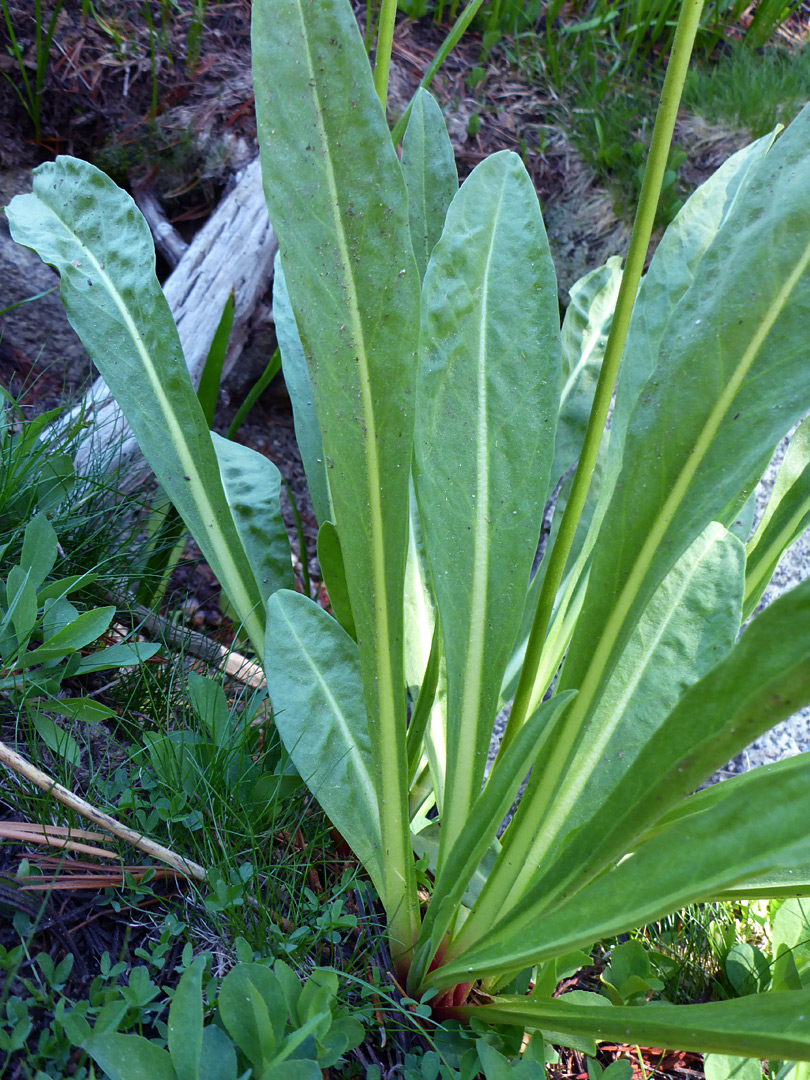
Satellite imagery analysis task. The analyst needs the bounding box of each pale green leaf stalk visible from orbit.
[373,0,397,109]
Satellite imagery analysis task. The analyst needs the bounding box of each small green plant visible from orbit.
[79,954,366,1080]
[0,513,160,767]
[9,0,810,1061]
[0,894,190,1079]
[599,941,665,1006]
[135,670,302,825]
[0,0,64,142]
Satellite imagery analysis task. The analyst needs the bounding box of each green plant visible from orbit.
[185,0,207,72]
[0,0,64,142]
[0,513,160,766]
[79,954,365,1080]
[8,0,810,1060]
[0,890,191,1080]
[135,670,302,826]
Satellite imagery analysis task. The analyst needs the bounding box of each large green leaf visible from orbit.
[253,0,419,940]
[168,957,205,1080]
[272,255,333,530]
[453,990,810,1060]
[20,513,57,593]
[496,253,623,707]
[447,575,810,961]
[84,1033,176,1080]
[552,108,810,825]
[608,128,778,474]
[772,898,810,986]
[5,158,265,654]
[648,757,810,899]
[413,150,560,863]
[744,415,810,618]
[458,522,745,947]
[526,526,742,885]
[264,589,383,898]
[400,88,457,281]
[436,752,810,984]
[211,434,293,606]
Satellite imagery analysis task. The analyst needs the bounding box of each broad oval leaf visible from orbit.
[84,1033,176,1080]
[5,158,265,654]
[264,589,383,898]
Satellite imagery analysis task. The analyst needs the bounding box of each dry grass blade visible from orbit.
[18,854,180,891]
[0,821,121,859]
[0,739,207,881]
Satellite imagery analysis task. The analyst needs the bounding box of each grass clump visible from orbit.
[682,42,810,137]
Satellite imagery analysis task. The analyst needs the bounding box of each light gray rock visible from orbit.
[721,434,810,775]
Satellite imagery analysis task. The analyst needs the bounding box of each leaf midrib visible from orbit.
[520,526,724,885]
[296,7,394,724]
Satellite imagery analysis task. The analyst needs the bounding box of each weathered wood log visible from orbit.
[72,157,277,471]
[131,184,189,269]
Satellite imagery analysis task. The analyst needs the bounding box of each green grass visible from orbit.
[682,42,810,138]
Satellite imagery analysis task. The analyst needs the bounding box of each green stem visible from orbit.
[406,614,442,784]
[226,348,281,440]
[497,0,705,758]
[390,0,486,145]
[373,0,397,110]
[282,475,311,600]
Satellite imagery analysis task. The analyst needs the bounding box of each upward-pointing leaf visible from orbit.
[264,589,383,900]
[401,88,458,281]
[273,255,333,530]
[414,151,560,865]
[211,434,293,605]
[438,752,810,984]
[460,522,744,942]
[5,158,265,654]
[550,257,622,495]
[253,0,420,939]
[555,106,810,797]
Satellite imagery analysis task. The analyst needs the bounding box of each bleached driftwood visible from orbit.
[131,184,189,269]
[72,157,277,472]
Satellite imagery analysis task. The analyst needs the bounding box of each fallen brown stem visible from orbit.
[0,740,206,882]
